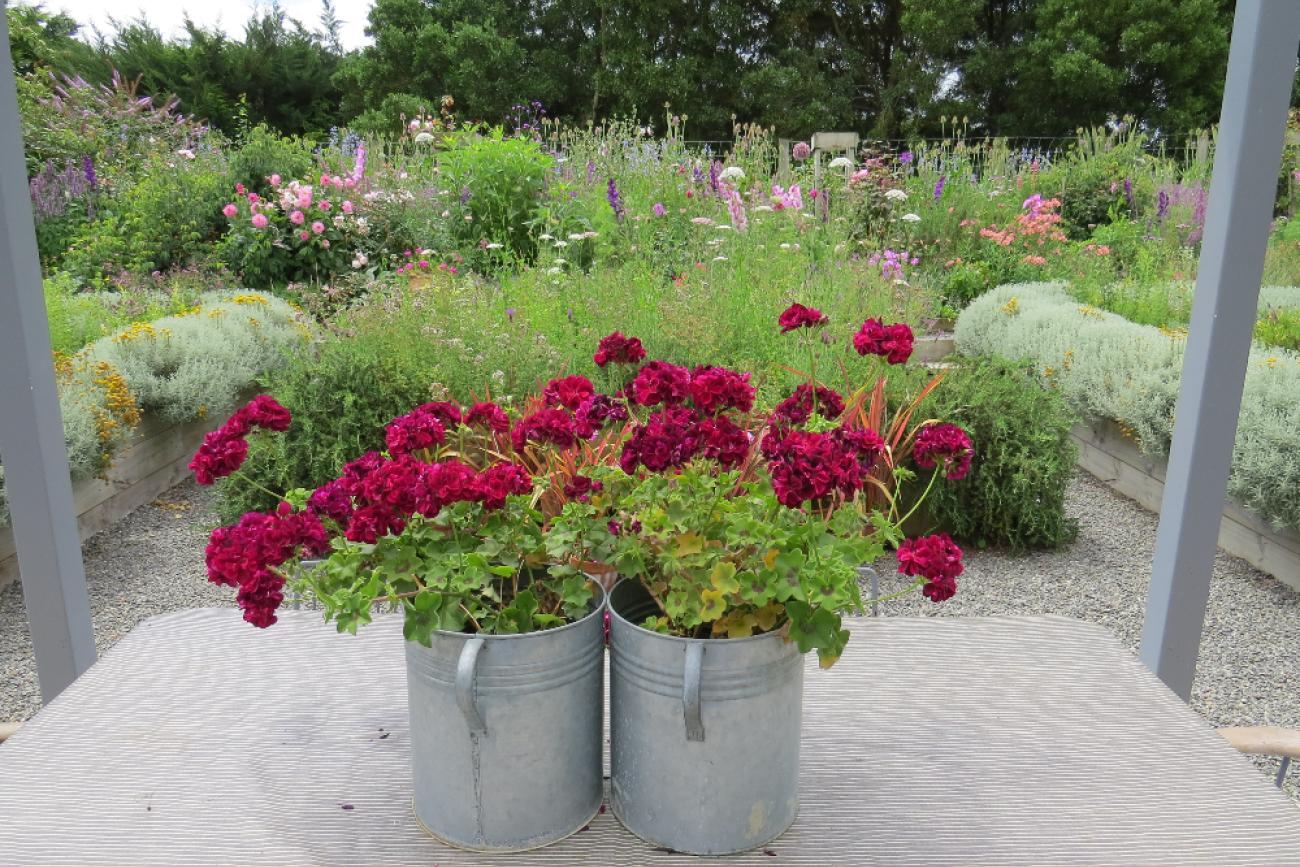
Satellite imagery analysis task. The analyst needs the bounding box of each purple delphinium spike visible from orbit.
[933,175,946,201]
[606,177,626,222]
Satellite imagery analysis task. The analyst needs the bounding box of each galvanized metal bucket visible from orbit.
[404,586,606,852]
[608,580,804,855]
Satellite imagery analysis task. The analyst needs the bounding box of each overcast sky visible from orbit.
[47,0,375,51]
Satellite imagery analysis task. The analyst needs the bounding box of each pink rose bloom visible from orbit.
[290,210,305,225]
[311,221,326,235]
[270,173,281,186]
[222,203,238,218]
[319,200,331,211]
[418,260,430,269]
[322,239,330,248]
[298,230,310,241]
[341,200,354,214]
[251,213,269,229]
[344,178,356,189]
[235,182,246,194]
[248,193,259,203]
[320,173,330,186]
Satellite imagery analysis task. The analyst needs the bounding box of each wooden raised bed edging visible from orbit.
[1072,419,1300,593]
[0,404,239,594]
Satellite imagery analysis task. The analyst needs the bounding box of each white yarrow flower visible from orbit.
[901,213,922,222]
[828,157,852,169]
[885,189,908,201]
[719,166,745,180]
[485,242,504,250]
[413,132,435,144]
[539,233,555,241]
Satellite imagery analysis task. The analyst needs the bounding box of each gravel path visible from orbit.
[1,472,1297,801]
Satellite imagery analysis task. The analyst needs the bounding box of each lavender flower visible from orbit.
[708,160,721,195]
[898,151,914,165]
[933,175,946,201]
[459,186,472,205]
[585,161,595,185]
[652,202,666,217]
[82,156,97,190]
[1156,190,1169,221]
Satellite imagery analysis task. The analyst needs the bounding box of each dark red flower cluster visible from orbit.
[307,477,355,524]
[385,406,447,456]
[205,502,329,628]
[512,408,576,453]
[632,361,691,406]
[772,383,846,426]
[913,422,973,481]
[836,426,885,471]
[689,366,755,415]
[189,395,293,485]
[765,430,866,507]
[419,401,464,428]
[240,394,293,432]
[344,456,533,542]
[620,406,701,473]
[477,462,534,509]
[464,401,511,433]
[896,533,963,602]
[693,415,751,469]
[853,318,914,364]
[563,474,604,502]
[574,394,629,437]
[778,302,829,333]
[594,331,647,367]
[543,375,596,411]
[190,430,249,485]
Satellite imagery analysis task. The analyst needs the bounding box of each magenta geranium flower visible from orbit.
[631,361,691,406]
[689,366,755,415]
[853,318,914,364]
[896,533,963,602]
[543,375,596,411]
[593,332,647,367]
[778,302,829,333]
[913,422,973,481]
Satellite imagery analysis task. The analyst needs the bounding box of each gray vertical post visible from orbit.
[1139,0,1300,700]
[0,4,97,702]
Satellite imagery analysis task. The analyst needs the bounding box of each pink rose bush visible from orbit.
[195,306,971,662]
[217,149,370,287]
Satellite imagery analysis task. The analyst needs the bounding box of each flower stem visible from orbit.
[896,467,941,527]
[868,577,927,607]
[231,469,286,503]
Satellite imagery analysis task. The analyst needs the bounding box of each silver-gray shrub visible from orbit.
[84,291,306,424]
[956,282,1300,531]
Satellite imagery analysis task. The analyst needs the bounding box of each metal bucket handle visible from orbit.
[456,637,488,734]
[683,642,705,742]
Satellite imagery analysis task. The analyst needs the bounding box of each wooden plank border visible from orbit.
[1072,419,1300,592]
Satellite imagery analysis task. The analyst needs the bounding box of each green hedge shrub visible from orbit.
[956,282,1300,532]
[915,358,1080,550]
[215,337,439,522]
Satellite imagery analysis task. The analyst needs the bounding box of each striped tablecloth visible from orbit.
[1,609,1298,866]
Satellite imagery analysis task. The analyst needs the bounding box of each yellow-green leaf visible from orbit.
[675,532,704,557]
[709,561,740,594]
[699,588,726,621]
[754,603,783,632]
